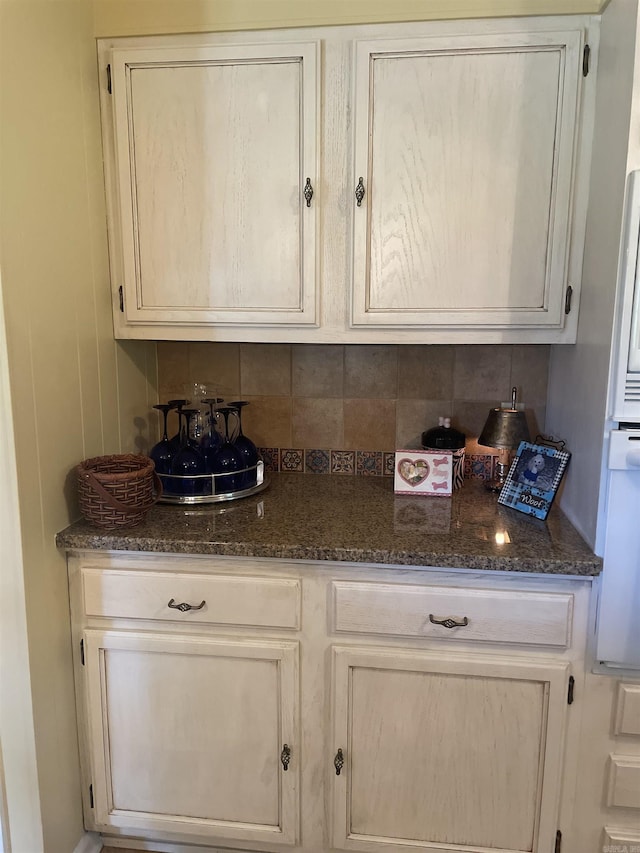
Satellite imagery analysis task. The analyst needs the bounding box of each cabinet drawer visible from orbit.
[607,756,640,809]
[82,568,300,629]
[615,684,640,736]
[331,581,573,647]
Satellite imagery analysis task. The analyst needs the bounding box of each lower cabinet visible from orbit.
[330,646,569,853]
[67,554,589,853]
[82,629,299,845]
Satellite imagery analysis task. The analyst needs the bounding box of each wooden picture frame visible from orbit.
[498,441,571,520]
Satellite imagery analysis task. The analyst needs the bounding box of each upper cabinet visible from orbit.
[98,17,598,343]
[103,39,319,329]
[351,30,583,331]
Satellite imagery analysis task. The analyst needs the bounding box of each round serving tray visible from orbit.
[157,461,269,505]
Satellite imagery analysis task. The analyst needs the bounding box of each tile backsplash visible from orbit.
[157,343,549,463]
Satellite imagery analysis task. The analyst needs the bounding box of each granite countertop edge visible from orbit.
[56,475,602,578]
[56,534,601,576]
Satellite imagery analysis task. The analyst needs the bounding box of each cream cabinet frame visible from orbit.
[67,551,592,852]
[350,30,583,331]
[330,646,569,852]
[83,629,300,844]
[98,15,598,344]
[103,39,320,331]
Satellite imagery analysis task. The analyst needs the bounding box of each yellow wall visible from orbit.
[0,0,156,848]
[93,0,607,37]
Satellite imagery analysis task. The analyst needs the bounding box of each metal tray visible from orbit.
[158,461,269,505]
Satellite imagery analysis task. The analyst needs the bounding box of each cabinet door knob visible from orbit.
[428,614,469,629]
[304,177,314,208]
[167,598,205,612]
[355,177,365,207]
[280,744,291,771]
[334,748,344,775]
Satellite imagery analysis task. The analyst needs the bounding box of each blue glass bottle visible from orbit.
[229,401,259,488]
[149,403,175,495]
[167,399,189,455]
[171,408,206,496]
[208,406,243,494]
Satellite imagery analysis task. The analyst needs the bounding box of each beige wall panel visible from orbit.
[0,3,96,848]
[0,1,158,850]
[93,0,606,37]
[77,11,121,461]
[0,288,43,853]
[116,340,159,453]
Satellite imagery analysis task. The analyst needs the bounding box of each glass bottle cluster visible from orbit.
[149,398,259,496]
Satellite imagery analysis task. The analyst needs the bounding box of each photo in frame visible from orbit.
[498,440,571,520]
[393,449,453,496]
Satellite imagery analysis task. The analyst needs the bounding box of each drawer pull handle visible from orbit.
[355,177,365,207]
[303,177,314,208]
[167,598,205,612]
[429,614,469,629]
[334,748,344,776]
[281,744,291,771]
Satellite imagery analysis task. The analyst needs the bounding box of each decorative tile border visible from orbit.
[280,448,304,472]
[356,450,383,476]
[331,450,355,475]
[259,447,280,473]
[305,449,330,473]
[464,453,495,480]
[258,448,499,480]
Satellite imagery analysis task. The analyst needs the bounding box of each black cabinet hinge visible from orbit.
[583,44,590,77]
[567,675,575,705]
[564,285,573,315]
[80,638,85,666]
[107,64,112,94]
[89,784,94,809]
[555,829,562,853]
[118,285,124,313]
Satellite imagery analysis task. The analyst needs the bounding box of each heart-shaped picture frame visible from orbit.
[398,458,430,486]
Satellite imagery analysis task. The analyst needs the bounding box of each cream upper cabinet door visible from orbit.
[106,41,319,328]
[331,646,570,853]
[83,630,299,846]
[351,28,584,331]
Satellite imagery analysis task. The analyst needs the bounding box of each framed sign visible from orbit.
[498,440,571,520]
[393,450,453,497]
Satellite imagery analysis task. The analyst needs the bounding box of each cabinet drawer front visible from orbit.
[607,756,640,809]
[331,581,572,647]
[82,568,300,629]
[615,684,640,736]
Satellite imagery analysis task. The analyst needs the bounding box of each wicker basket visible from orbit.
[76,454,162,529]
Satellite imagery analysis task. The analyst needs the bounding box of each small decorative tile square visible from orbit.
[383,452,396,477]
[258,447,279,473]
[305,449,330,474]
[331,450,355,475]
[464,454,496,480]
[280,449,304,472]
[356,450,383,476]
[493,455,507,481]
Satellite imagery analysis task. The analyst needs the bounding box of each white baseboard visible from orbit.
[72,831,102,853]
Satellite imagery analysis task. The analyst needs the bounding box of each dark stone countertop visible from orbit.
[56,474,601,577]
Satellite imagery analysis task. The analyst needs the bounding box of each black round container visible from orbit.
[422,418,466,489]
